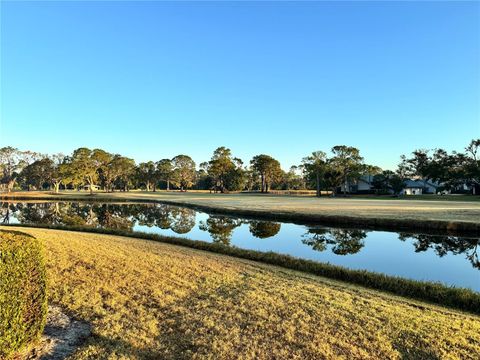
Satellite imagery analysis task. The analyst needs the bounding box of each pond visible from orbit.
[1,201,479,291]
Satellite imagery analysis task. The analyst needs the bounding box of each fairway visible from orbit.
[5,227,479,359]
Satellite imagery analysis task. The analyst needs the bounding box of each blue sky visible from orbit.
[1,1,479,170]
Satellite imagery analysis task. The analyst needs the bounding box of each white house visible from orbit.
[401,180,424,195]
[340,175,376,194]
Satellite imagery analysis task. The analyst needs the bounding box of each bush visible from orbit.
[0,230,47,358]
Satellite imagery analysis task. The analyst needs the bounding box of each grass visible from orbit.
[5,227,480,359]
[0,230,47,359]
[4,223,480,315]
[2,190,480,234]
[350,194,480,202]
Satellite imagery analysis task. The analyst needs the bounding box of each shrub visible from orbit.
[0,230,47,359]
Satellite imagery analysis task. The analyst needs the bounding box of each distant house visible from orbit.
[422,180,440,194]
[341,176,442,195]
[83,184,101,191]
[400,179,441,195]
[341,175,376,194]
[401,180,424,195]
[355,175,376,192]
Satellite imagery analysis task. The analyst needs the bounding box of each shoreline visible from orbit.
[2,191,480,235]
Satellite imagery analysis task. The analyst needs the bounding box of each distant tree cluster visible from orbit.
[1,139,478,195]
[394,140,480,195]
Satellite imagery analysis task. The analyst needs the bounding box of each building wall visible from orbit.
[357,180,372,191]
[403,188,423,195]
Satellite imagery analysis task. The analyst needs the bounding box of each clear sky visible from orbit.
[1,1,479,170]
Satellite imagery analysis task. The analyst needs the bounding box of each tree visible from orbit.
[330,146,364,196]
[371,170,405,196]
[323,162,343,195]
[279,166,305,191]
[49,153,67,193]
[396,155,410,180]
[0,147,31,192]
[389,174,406,195]
[250,154,282,193]
[19,157,54,190]
[372,170,391,193]
[224,165,247,192]
[111,156,136,191]
[302,151,328,197]
[206,147,246,193]
[171,155,196,191]
[136,162,157,191]
[404,149,431,191]
[57,157,82,190]
[207,147,235,192]
[195,162,212,190]
[156,159,173,191]
[69,148,102,194]
[464,139,480,194]
[96,152,123,192]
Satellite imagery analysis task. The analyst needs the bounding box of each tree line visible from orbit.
[0,139,479,195]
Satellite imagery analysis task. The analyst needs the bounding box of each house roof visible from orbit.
[404,180,423,188]
[354,175,441,189]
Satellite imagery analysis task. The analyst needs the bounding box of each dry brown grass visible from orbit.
[6,226,480,360]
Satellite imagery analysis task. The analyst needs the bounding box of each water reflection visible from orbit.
[133,205,196,234]
[1,202,479,281]
[249,221,281,239]
[399,233,480,270]
[199,216,244,245]
[302,228,367,255]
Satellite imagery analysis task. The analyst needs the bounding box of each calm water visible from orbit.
[1,201,479,291]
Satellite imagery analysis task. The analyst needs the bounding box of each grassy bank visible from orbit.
[4,223,480,314]
[2,191,480,234]
[5,227,480,359]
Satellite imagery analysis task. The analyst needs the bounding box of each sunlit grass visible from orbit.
[9,227,480,359]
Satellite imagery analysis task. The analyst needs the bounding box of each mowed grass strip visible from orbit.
[8,227,480,360]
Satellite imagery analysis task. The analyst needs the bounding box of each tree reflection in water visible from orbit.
[1,202,196,235]
[302,228,367,255]
[2,202,479,271]
[168,208,196,234]
[132,204,196,234]
[3,202,135,231]
[249,221,281,239]
[199,216,244,245]
[399,233,480,270]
